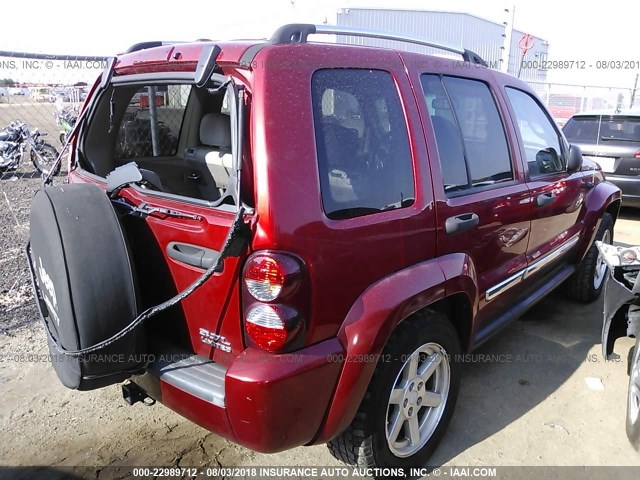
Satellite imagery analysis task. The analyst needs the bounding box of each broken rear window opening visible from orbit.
[79,77,247,209]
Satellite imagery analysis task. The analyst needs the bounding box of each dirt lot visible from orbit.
[0,161,639,479]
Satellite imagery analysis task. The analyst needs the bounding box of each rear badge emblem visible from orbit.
[199,328,232,353]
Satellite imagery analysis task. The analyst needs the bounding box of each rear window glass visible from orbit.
[311,69,414,220]
[564,116,640,143]
[115,85,191,159]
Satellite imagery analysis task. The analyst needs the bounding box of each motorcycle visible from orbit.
[53,100,79,145]
[0,121,60,175]
[596,241,640,450]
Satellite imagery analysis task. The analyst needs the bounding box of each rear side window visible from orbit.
[311,69,414,220]
[506,88,565,176]
[115,84,191,160]
[421,75,513,193]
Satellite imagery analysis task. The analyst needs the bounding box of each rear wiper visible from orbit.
[601,136,636,142]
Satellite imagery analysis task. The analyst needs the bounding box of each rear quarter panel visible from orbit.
[249,44,437,346]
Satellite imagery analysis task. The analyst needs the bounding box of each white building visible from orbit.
[335,8,549,83]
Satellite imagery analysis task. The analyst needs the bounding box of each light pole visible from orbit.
[501,6,516,74]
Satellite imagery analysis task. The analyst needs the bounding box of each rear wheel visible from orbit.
[627,338,640,450]
[30,142,60,175]
[564,213,613,303]
[327,311,461,474]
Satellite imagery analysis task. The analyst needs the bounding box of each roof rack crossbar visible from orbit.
[269,24,488,67]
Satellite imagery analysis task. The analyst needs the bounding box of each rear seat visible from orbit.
[184,112,233,199]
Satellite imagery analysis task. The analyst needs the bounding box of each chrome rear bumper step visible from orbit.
[148,352,227,407]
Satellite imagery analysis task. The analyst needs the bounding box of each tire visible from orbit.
[627,337,640,450]
[30,142,60,175]
[29,183,144,390]
[327,311,461,475]
[564,213,614,303]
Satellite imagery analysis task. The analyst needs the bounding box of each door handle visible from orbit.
[536,193,556,207]
[166,242,222,271]
[445,213,479,235]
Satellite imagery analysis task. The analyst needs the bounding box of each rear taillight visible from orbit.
[635,150,640,159]
[245,304,301,351]
[242,252,308,352]
[245,256,286,301]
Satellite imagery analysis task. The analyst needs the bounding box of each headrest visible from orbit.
[200,113,231,149]
[432,97,451,110]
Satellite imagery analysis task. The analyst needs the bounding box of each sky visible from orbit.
[1,0,639,89]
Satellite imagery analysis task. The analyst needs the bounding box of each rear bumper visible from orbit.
[605,174,640,208]
[133,338,344,453]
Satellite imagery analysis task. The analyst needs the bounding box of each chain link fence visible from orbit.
[0,52,107,332]
[529,81,638,126]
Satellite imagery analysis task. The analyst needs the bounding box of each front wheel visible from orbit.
[30,142,60,175]
[627,338,640,450]
[564,213,614,303]
[327,311,461,474]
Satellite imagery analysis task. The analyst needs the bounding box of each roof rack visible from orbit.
[269,24,488,67]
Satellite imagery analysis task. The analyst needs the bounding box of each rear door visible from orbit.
[74,78,248,365]
[503,87,587,267]
[414,70,532,330]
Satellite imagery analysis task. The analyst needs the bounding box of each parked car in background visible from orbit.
[564,111,640,208]
[8,87,30,96]
[30,87,52,102]
[50,88,72,103]
[28,24,621,474]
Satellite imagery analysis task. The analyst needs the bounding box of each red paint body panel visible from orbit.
[314,257,446,443]
[249,44,437,346]
[225,339,343,452]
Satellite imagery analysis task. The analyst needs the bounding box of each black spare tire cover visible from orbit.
[29,183,145,390]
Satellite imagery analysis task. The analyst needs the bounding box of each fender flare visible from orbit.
[575,180,621,262]
[313,253,478,443]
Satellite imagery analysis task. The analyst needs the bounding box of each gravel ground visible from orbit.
[0,167,41,333]
[1,160,639,480]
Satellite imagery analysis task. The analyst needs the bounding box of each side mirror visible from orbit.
[567,144,583,172]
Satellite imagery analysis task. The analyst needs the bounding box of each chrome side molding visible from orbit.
[485,235,580,302]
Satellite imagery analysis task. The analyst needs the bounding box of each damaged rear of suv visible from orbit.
[28,24,621,472]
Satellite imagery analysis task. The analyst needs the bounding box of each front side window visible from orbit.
[311,69,415,220]
[115,84,191,159]
[421,75,513,193]
[506,88,565,176]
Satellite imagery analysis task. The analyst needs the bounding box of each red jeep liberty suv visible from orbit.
[28,24,621,472]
